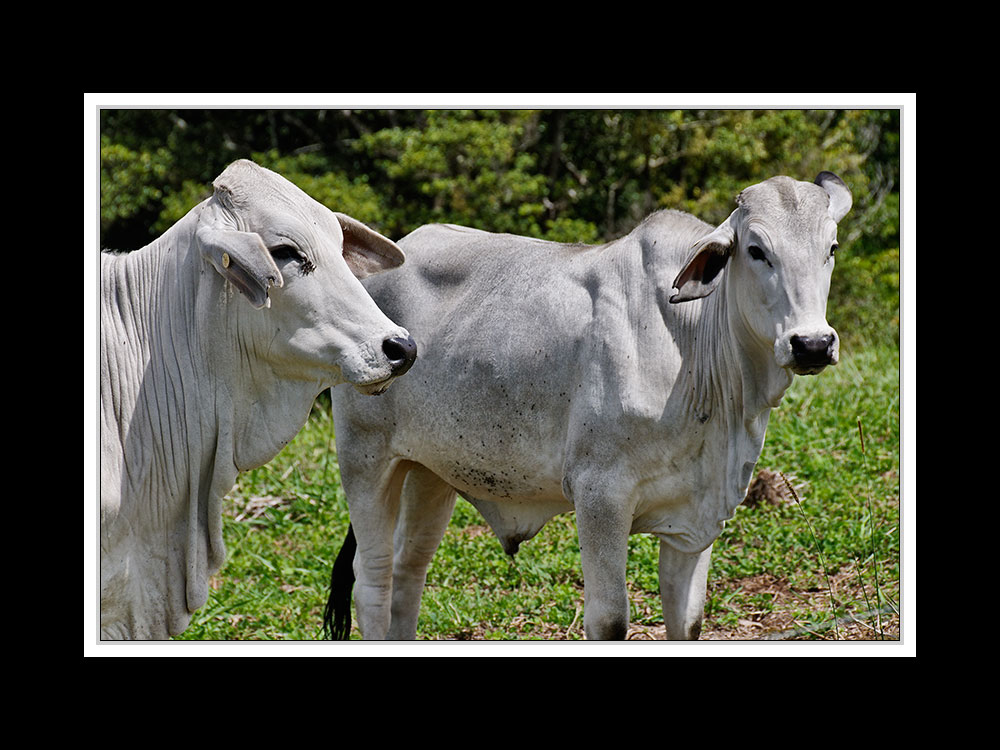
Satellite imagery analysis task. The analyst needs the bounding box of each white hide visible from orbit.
[329,172,851,640]
[100,160,415,639]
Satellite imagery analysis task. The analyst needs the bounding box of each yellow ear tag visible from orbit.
[222,252,230,268]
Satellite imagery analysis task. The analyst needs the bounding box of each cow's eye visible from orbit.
[748,245,771,266]
[829,243,839,257]
[271,244,316,275]
[270,245,302,263]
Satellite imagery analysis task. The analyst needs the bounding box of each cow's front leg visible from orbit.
[657,540,712,640]
[347,461,408,640]
[351,526,395,640]
[574,492,632,640]
[387,465,457,639]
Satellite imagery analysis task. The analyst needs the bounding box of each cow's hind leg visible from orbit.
[657,540,712,640]
[387,465,457,639]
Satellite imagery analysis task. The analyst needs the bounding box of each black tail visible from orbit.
[322,524,358,640]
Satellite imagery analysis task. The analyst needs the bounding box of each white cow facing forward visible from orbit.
[100,160,416,640]
[325,172,851,640]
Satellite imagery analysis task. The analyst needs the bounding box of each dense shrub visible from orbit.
[99,109,900,346]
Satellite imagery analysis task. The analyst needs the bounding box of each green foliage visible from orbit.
[99,135,173,246]
[253,150,390,231]
[100,108,900,345]
[355,110,550,237]
[832,244,901,348]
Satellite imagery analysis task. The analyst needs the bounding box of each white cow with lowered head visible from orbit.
[100,159,416,640]
[324,171,851,640]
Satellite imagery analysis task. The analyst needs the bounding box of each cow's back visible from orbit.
[362,224,603,387]
[361,224,591,329]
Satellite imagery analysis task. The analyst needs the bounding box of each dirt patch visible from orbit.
[629,568,899,641]
[742,469,801,508]
[444,563,898,641]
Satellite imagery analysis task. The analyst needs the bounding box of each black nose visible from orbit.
[382,335,417,376]
[790,333,835,368]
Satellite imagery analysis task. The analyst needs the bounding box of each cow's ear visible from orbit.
[670,211,737,303]
[815,171,852,223]
[336,213,406,279]
[197,202,283,309]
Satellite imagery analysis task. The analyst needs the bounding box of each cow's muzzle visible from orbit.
[351,334,418,396]
[789,333,837,375]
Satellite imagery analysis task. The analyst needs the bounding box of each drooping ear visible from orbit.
[815,171,852,223]
[196,201,283,310]
[336,213,406,279]
[669,211,737,303]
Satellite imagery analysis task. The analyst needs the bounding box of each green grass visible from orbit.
[704,342,901,638]
[175,341,901,642]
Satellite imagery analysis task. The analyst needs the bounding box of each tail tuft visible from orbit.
[322,524,358,640]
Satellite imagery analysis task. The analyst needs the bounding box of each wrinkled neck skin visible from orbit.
[682,268,794,420]
[99,205,318,639]
[642,235,794,550]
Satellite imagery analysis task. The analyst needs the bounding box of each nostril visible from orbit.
[382,335,417,374]
[791,333,835,363]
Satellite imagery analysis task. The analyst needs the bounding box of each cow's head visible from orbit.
[195,159,416,393]
[670,172,852,376]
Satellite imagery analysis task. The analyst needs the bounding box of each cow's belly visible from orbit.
[392,411,571,555]
[392,345,576,501]
[405,423,568,505]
